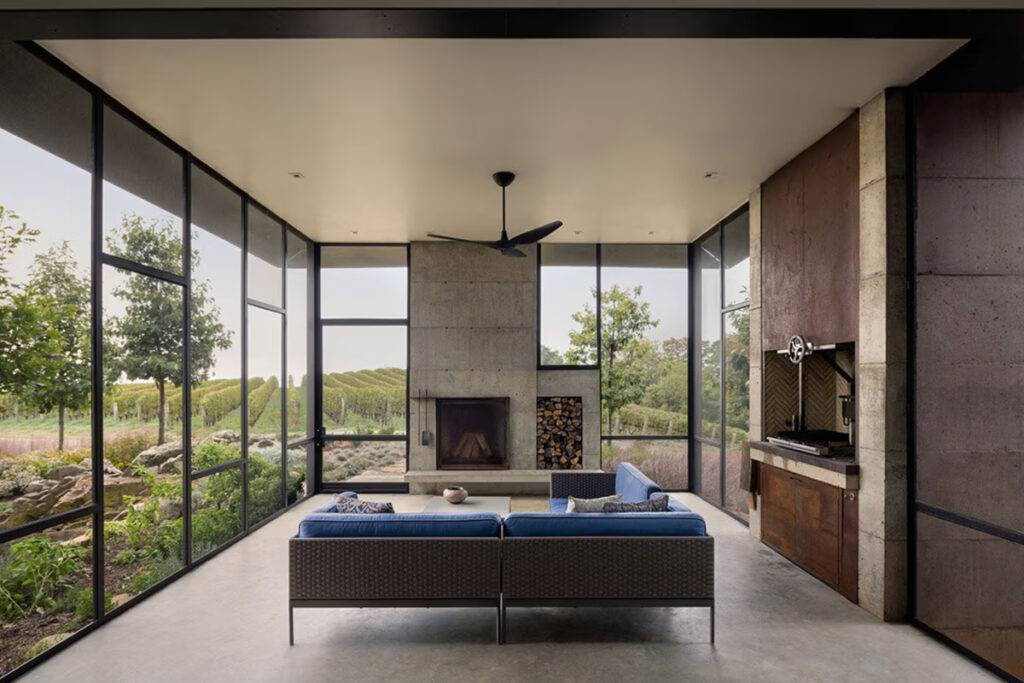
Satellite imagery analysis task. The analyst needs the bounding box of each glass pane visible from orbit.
[723,307,750,521]
[103,107,183,275]
[322,326,407,436]
[246,305,283,526]
[190,465,243,561]
[723,209,750,308]
[320,246,407,319]
[323,440,406,484]
[601,439,688,491]
[286,232,309,443]
[285,441,310,503]
[102,265,185,610]
[190,165,242,468]
[600,245,688,436]
[246,206,282,308]
[540,244,597,366]
[0,521,94,677]
[0,43,94,529]
[697,229,721,441]
[916,513,1024,680]
[699,441,721,503]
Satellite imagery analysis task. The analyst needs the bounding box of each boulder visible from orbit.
[131,441,183,469]
[22,479,57,495]
[103,460,123,476]
[158,499,183,520]
[101,477,151,508]
[206,430,240,445]
[111,593,133,608]
[51,464,88,480]
[49,475,93,517]
[157,455,183,476]
[248,433,276,447]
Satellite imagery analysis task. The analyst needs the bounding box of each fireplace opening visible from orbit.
[436,398,509,470]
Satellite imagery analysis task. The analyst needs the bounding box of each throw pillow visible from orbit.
[567,493,623,513]
[335,497,395,514]
[602,497,671,513]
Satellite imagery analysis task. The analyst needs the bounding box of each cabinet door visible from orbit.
[761,464,799,558]
[795,476,842,586]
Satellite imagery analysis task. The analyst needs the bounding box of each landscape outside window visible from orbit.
[0,43,312,676]
[320,246,408,484]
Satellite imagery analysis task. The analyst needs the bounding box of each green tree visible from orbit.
[539,344,565,365]
[0,207,59,398]
[23,242,92,450]
[724,306,750,430]
[566,284,657,431]
[106,214,231,444]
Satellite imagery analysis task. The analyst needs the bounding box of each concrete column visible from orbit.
[747,186,764,540]
[857,89,909,620]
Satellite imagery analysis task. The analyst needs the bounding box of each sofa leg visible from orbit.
[289,606,294,646]
[496,602,502,645]
[500,600,507,644]
[709,605,715,645]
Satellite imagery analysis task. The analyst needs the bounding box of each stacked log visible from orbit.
[536,396,583,469]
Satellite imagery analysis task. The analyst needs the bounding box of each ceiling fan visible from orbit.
[427,171,563,257]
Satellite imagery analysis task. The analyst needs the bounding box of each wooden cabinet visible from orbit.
[761,113,860,351]
[760,462,858,602]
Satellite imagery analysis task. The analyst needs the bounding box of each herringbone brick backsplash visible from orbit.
[763,349,853,437]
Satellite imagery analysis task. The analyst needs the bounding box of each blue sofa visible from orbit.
[289,498,503,644]
[500,464,714,643]
[289,464,713,645]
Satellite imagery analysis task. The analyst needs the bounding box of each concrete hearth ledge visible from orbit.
[405,469,604,495]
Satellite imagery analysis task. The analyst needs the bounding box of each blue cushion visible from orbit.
[298,512,503,538]
[503,511,707,537]
[651,492,691,513]
[615,462,662,502]
[548,497,569,513]
[311,492,357,514]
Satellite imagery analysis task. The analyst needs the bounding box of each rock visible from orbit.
[111,593,133,608]
[51,464,88,479]
[158,499,183,520]
[206,429,240,445]
[103,460,123,476]
[131,441,183,469]
[49,475,93,517]
[158,455,183,476]
[248,433,276,446]
[62,533,91,548]
[101,477,151,508]
[25,633,71,658]
[23,479,55,494]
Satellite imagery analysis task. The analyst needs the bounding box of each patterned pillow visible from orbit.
[335,497,395,514]
[601,497,670,513]
[567,493,623,513]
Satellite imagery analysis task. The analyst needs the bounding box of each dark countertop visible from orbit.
[751,440,859,475]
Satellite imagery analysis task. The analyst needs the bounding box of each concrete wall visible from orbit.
[407,241,600,479]
[912,88,1024,677]
[857,89,908,621]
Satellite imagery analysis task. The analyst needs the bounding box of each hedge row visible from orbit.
[323,384,405,425]
[247,376,279,426]
[616,404,688,436]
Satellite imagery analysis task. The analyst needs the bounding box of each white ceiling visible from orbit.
[45,38,962,243]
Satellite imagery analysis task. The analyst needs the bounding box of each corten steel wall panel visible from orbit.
[762,114,860,351]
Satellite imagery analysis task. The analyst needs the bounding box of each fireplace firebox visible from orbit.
[436,398,509,470]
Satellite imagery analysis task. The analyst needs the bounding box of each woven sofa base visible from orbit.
[501,535,715,644]
[289,537,502,644]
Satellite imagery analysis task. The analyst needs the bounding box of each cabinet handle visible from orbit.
[846,492,856,501]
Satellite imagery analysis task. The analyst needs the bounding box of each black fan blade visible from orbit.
[426,233,496,246]
[501,248,528,258]
[508,221,563,246]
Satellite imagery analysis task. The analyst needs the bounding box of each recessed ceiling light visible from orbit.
[351,230,359,236]
[704,171,718,179]
[288,171,304,179]
[574,230,583,236]
[648,231,656,236]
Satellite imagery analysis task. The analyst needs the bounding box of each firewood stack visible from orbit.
[536,396,583,469]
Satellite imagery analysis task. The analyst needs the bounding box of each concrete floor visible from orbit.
[25,493,995,683]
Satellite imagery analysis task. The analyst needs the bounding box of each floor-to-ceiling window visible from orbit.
[539,244,690,490]
[693,206,750,520]
[0,40,95,675]
[318,245,408,487]
[0,42,314,679]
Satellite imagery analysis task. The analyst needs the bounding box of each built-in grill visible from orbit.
[767,430,854,458]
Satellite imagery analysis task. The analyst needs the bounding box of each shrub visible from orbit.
[104,431,157,471]
[0,536,85,617]
[616,404,688,436]
[192,440,241,471]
